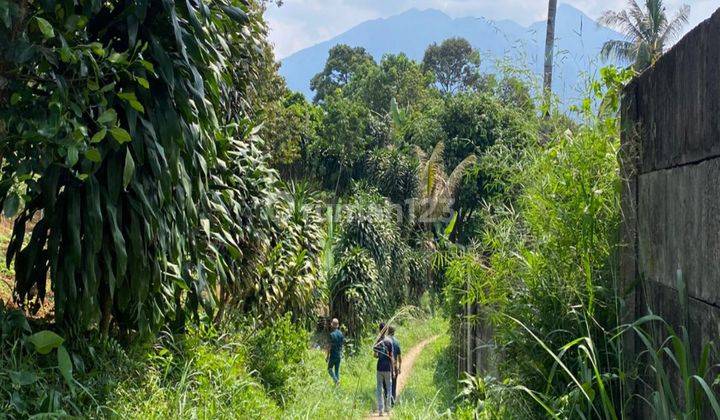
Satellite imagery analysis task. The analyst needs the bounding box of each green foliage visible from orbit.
[253,182,325,322]
[454,375,531,419]
[199,135,326,326]
[347,53,435,114]
[329,246,381,341]
[264,92,323,176]
[309,92,385,193]
[599,0,690,71]
[0,304,81,416]
[422,37,481,94]
[310,44,374,103]
[439,67,720,418]
[466,86,621,396]
[483,76,534,112]
[0,0,277,335]
[0,0,326,339]
[416,141,476,224]
[196,126,278,321]
[438,93,529,169]
[501,276,720,419]
[366,147,419,205]
[248,313,309,398]
[0,303,311,417]
[328,187,413,339]
[296,49,535,325]
[99,326,281,418]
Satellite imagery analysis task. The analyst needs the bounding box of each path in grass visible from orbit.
[389,333,459,419]
[366,335,440,419]
[281,316,449,420]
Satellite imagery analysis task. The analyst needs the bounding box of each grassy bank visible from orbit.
[0,309,449,418]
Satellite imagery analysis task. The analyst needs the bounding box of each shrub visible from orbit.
[329,186,412,339]
[444,67,635,417]
[248,313,309,399]
[0,0,275,335]
[329,246,382,339]
[1,302,286,417]
[366,147,419,205]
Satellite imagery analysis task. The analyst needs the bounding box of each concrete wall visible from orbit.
[621,4,720,378]
[457,302,497,379]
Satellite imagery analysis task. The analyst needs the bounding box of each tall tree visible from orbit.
[543,0,558,116]
[347,53,434,113]
[600,0,690,71]
[422,38,481,94]
[309,44,374,103]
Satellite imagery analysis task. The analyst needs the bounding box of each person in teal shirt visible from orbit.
[326,318,344,386]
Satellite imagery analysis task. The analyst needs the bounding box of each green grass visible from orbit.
[391,334,459,419]
[98,315,449,419]
[2,299,453,418]
[282,315,449,419]
[84,334,282,419]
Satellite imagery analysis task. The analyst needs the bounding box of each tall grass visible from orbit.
[0,308,307,418]
[447,67,720,418]
[504,271,720,419]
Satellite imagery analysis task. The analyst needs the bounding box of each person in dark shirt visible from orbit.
[326,318,344,386]
[373,323,394,415]
[388,325,402,405]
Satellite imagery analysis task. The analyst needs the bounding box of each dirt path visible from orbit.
[366,335,440,418]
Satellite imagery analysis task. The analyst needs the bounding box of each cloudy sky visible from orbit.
[265,0,719,59]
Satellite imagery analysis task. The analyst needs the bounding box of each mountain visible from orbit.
[278,4,624,106]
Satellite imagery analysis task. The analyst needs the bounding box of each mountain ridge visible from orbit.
[278,4,624,105]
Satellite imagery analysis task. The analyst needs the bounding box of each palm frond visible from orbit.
[415,145,428,162]
[447,155,478,196]
[428,141,445,166]
[660,4,690,43]
[600,39,637,63]
[426,161,437,196]
[600,0,690,71]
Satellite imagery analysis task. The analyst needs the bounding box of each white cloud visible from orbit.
[266,1,720,59]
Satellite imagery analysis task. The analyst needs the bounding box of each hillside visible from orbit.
[279,4,623,105]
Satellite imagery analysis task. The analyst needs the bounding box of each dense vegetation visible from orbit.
[1,0,716,418]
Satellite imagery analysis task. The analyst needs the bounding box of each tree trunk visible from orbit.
[543,0,558,118]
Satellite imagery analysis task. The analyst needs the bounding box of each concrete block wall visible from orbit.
[620,5,720,380]
[457,302,497,379]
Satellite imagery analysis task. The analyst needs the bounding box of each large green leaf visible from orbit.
[9,371,38,386]
[123,149,135,189]
[1,0,297,335]
[110,127,132,144]
[97,109,117,125]
[91,128,107,143]
[57,345,75,390]
[27,330,64,355]
[85,148,102,162]
[35,17,54,38]
[220,5,249,24]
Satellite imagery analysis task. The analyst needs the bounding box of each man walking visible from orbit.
[388,325,402,405]
[326,318,344,386]
[373,323,394,416]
